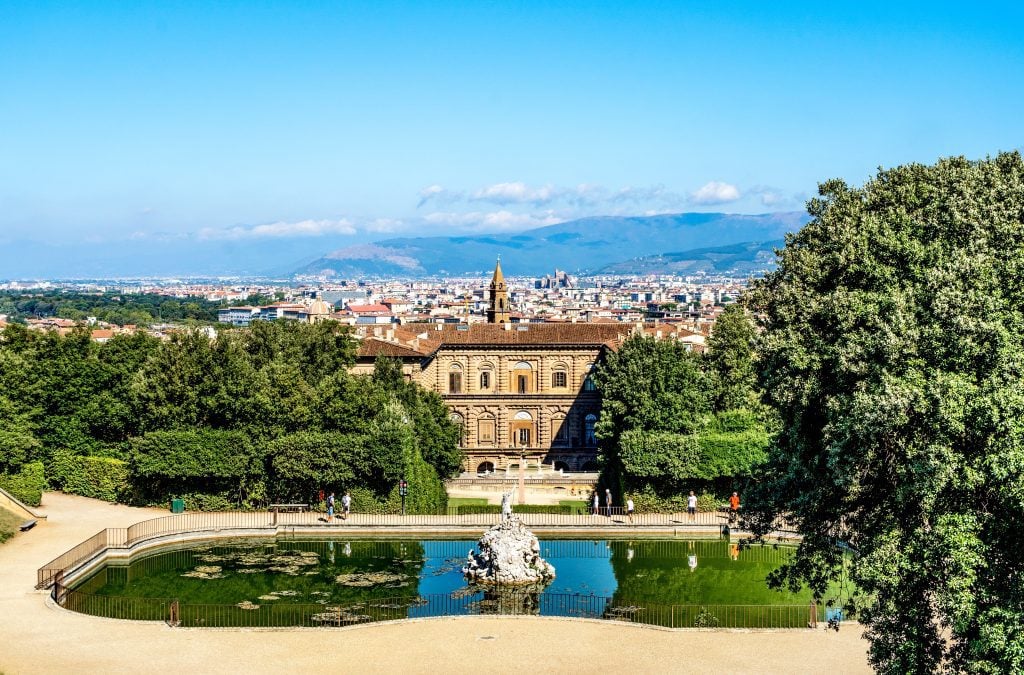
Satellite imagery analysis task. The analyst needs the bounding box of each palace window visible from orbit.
[479,371,490,389]
[448,364,463,393]
[584,413,597,446]
[478,414,495,444]
[551,370,567,388]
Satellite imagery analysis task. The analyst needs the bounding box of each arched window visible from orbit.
[513,361,533,393]
[583,362,597,391]
[477,461,495,474]
[477,413,495,444]
[513,410,532,447]
[551,363,568,389]
[584,413,597,446]
[450,412,465,446]
[448,363,463,393]
[551,414,568,445]
[479,371,490,389]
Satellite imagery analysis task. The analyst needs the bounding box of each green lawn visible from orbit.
[0,506,22,544]
[447,497,490,507]
[559,499,588,511]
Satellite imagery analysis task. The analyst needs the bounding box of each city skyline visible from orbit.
[2,1,1022,257]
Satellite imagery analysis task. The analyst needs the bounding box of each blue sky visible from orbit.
[1,1,1022,250]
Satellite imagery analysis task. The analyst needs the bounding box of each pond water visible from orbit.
[71,538,835,627]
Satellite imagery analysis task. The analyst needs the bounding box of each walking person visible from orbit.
[342,491,351,521]
[327,492,335,522]
[626,497,634,524]
[605,488,613,517]
[729,491,741,526]
[592,491,599,516]
[687,491,697,522]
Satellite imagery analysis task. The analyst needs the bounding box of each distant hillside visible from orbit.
[296,212,807,277]
[596,239,785,275]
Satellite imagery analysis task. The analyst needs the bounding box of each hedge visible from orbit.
[452,504,577,515]
[49,449,129,503]
[0,461,45,507]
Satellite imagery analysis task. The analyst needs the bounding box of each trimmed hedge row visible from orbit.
[452,504,577,515]
[49,450,129,503]
[0,461,45,507]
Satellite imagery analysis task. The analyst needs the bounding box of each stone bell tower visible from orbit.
[487,257,511,323]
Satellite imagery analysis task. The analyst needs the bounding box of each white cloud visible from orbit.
[690,181,741,205]
[469,182,563,206]
[423,210,564,232]
[417,184,457,208]
[198,219,357,241]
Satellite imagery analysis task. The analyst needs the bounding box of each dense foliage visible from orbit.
[0,291,222,326]
[745,153,1024,673]
[0,320,462,513]
[593,311,770,507]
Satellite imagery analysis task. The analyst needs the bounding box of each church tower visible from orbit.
[487,257,510,323]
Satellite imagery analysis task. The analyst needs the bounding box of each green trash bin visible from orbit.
[170,498,185,514]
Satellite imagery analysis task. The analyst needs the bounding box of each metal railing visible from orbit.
[37,507,775,589]
[54,585,823,629]
[37,528,127,589]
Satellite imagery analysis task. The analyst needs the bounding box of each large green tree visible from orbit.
[746,152,1024,673]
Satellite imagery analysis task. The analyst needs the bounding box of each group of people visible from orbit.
[590,489,741,525]
[321,490,351,522]
[591,489,635,522]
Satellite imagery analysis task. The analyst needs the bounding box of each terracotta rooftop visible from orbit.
[346,304,392,314]
[426,323,629,347]
[357,338,430,358]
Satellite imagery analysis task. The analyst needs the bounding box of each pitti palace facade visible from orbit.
[353,260,705,474]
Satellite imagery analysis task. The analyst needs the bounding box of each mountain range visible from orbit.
[297,211,807,278]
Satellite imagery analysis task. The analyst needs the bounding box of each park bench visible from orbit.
[20,519,37,531]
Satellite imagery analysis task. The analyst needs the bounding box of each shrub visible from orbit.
[0,461,45,507]
[696,492,720,512]
[49,449,129,502]
[179,492,236,511]
[452,504,576,515]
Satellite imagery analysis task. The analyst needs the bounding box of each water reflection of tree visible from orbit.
[87,539,427,606]
[607,540,809,608]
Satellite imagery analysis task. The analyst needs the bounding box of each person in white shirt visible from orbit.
[687,491,698,522]
[341,491,351,520]
[626,497,635,524]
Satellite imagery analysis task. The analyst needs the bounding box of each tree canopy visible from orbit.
[593,329,769,506]
[0,320,462,512]
[745,152,1024,673]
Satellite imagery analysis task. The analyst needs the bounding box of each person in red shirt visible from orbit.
[728,492,741,525]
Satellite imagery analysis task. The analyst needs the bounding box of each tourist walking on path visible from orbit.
[592,492,599,515]
[342,491,351,520]
[729,492,740,526]
[327,492,335,521]
[605,489,613,517]
[687,491,697,522]
[626,497,634,524]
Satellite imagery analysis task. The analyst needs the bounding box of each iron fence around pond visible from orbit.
[37,507,778,589]
[55,585,823,630]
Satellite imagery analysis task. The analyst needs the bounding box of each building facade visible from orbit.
[354,260,636,473]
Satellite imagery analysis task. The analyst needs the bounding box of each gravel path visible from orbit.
[0,492,871,674]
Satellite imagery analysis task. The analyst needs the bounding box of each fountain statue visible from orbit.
[463,492,556,587]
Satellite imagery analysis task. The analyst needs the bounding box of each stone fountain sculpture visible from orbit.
[463,492,556,587]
